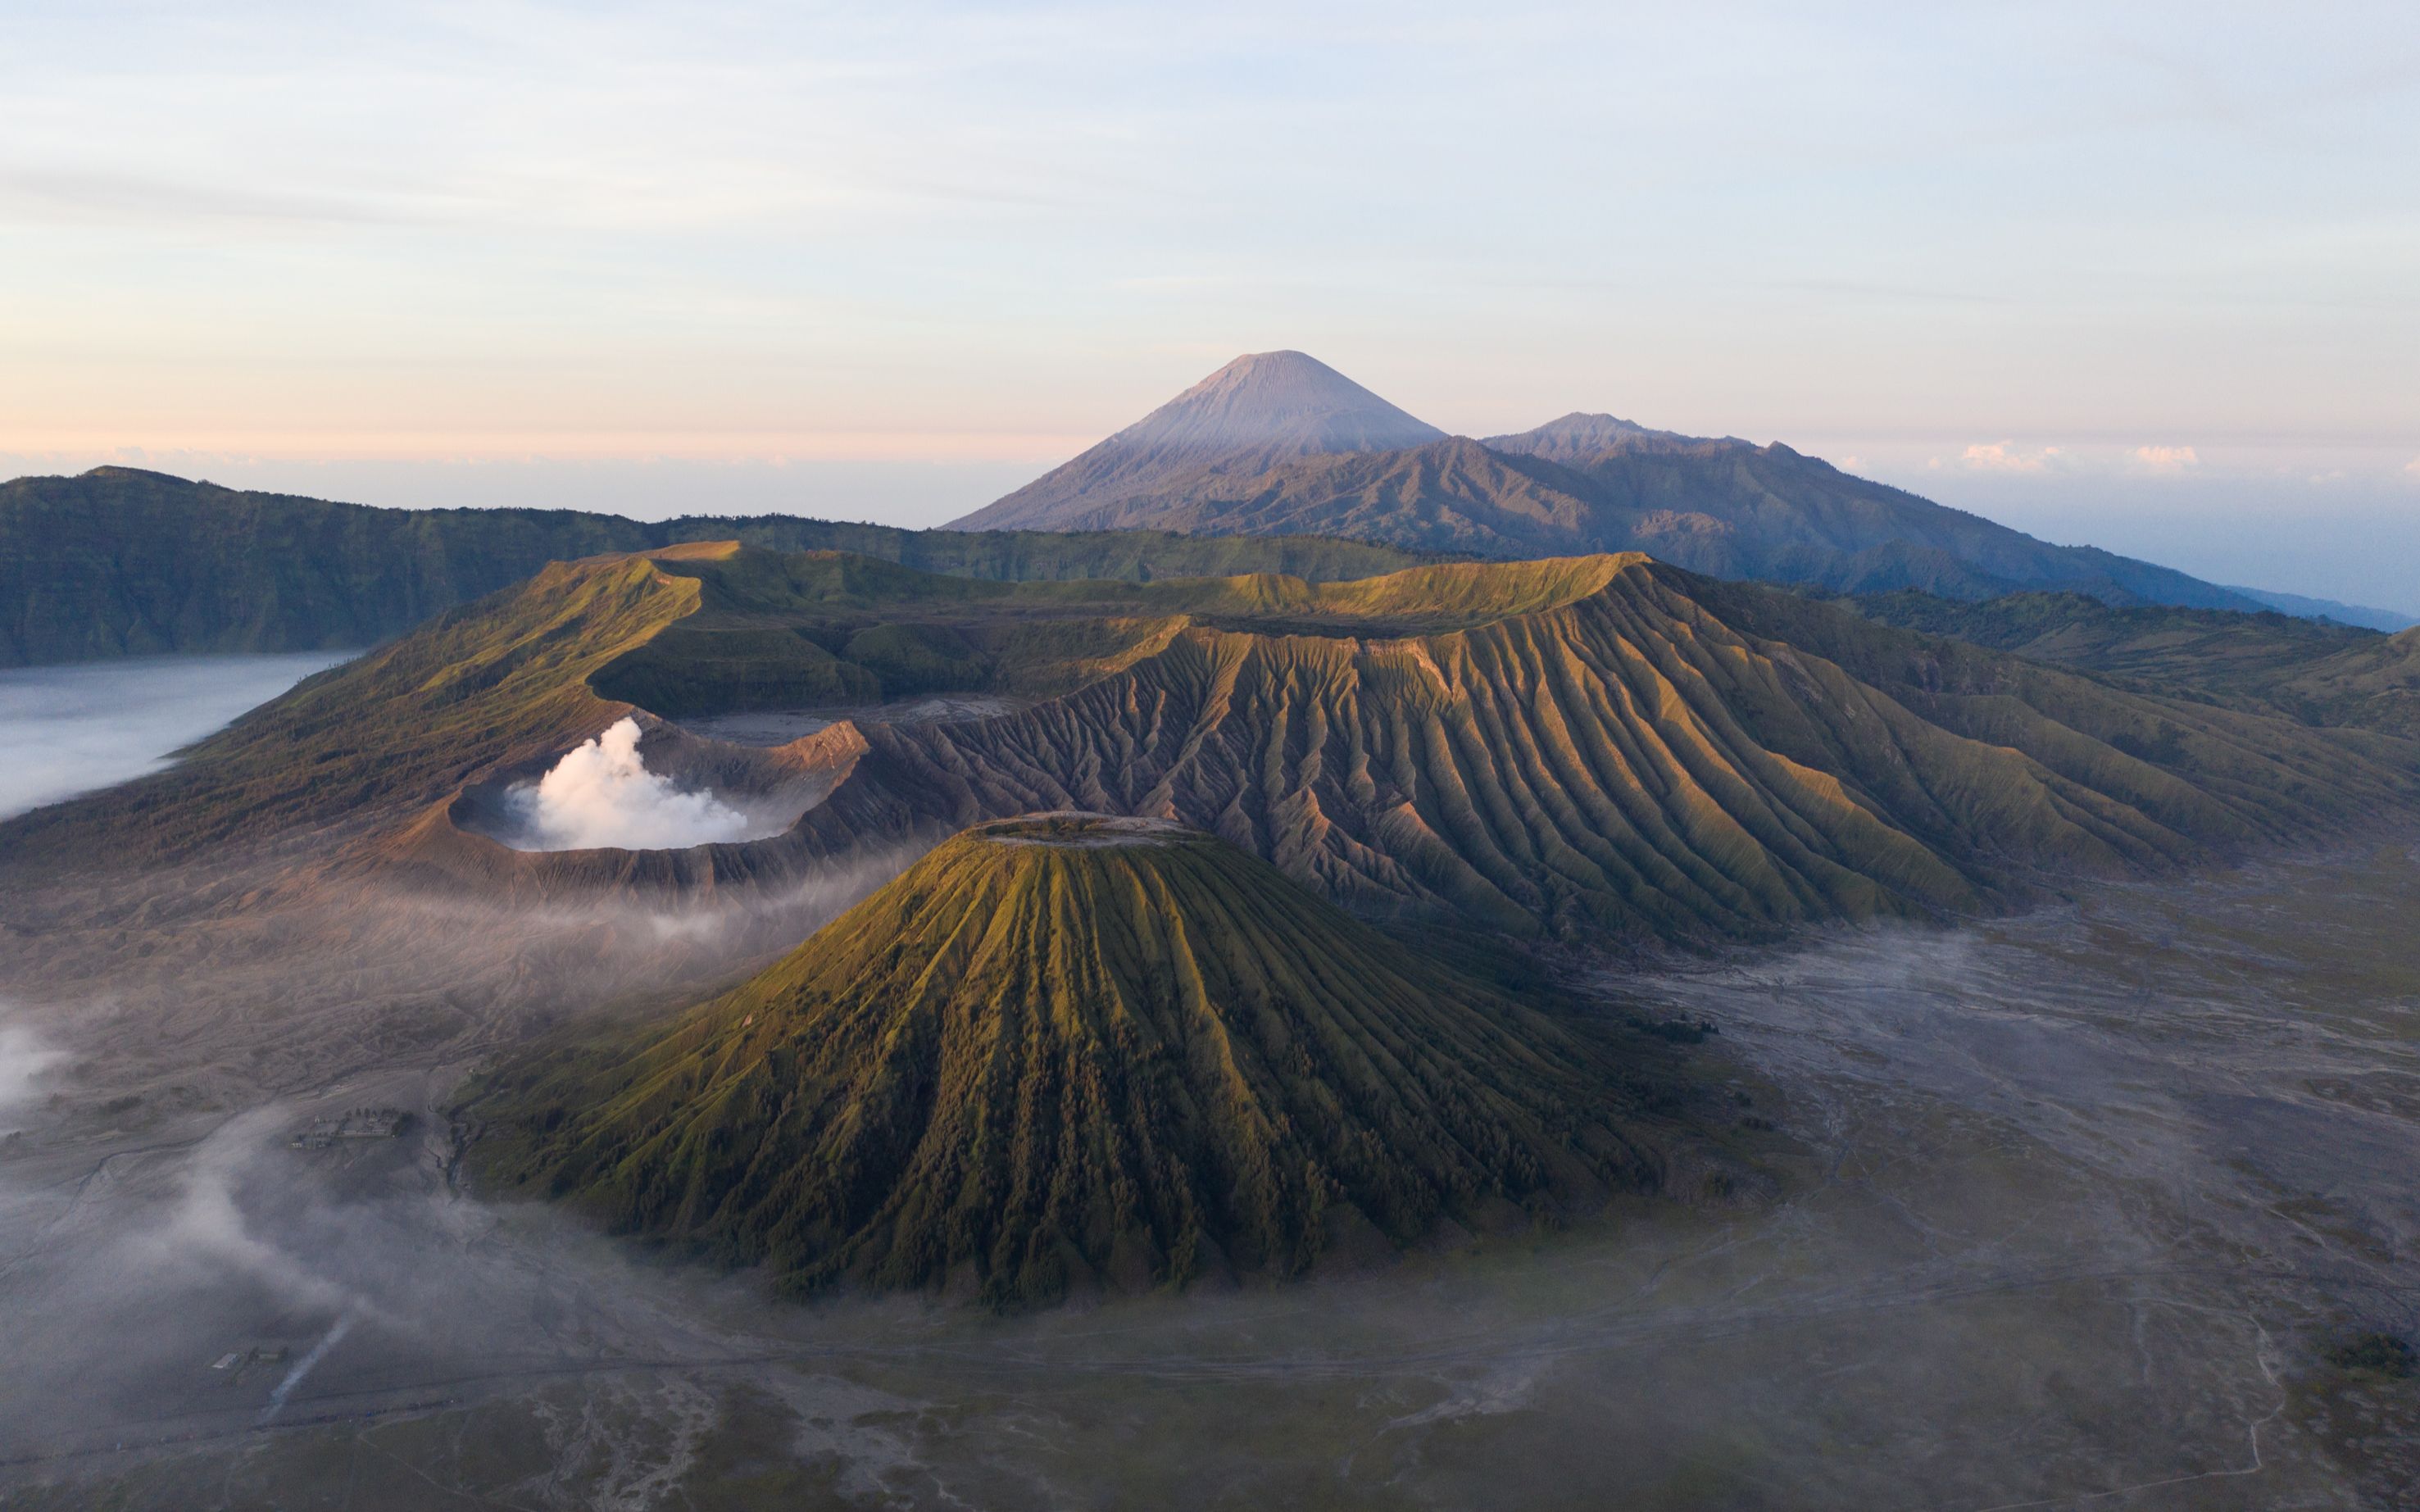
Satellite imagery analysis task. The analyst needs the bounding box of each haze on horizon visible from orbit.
[2,1,2415,606]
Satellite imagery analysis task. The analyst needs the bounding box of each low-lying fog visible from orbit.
[1,838,2414,1508]
[0,651,352,819]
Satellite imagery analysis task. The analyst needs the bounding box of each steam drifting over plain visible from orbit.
[0,1018,66,1133]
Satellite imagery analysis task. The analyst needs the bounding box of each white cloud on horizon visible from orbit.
[2132,444,2199,472]
[1831,438,2420,615]
[1959,441,2062,474]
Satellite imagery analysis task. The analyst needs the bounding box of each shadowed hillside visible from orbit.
[2268,628,2420,740]
[463,814,1663,1307]
[951,353,2272,614]
[0,467,1428,666]
[1841,590,2420,738]
[13,544,2412,950]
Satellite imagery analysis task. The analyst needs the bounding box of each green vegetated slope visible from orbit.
[0,547,715,857]
[588,550,1623,717]
[815,559,2418,942]
[0,543,1488,858]
[18,544,2414,948]
[465,815,1661,1307]
[1842,590,2420,738]
[0,467,1428,666]
[2269,631,2420,740]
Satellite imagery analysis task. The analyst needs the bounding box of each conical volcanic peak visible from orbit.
[1135,350,1446,453]
[951,352,1446,529]
[470,814,1659,1308]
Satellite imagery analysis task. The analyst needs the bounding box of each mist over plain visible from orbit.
[0,652,350,819]
[7,816,2418,1505]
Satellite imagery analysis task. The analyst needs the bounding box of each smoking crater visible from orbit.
[503,718,786,851]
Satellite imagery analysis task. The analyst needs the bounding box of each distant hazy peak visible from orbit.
[1499,411,1672,441]
[1119,349,1446,452]
[1483,412,1703,460]
[81,465,197,486]
[2223,584,2420,633]
[949,350,1446,529]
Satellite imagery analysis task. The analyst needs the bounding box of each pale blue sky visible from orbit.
[3,2,2416,603]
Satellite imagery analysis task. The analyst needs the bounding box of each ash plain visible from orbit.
[0,741,2415,1505]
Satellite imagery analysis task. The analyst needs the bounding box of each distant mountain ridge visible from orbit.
[0,466,1426,667]
[1486,411,1696,461]
[9,355,2384,668]
[2222,584,2418,633]
[951,352,2275,615]
[1845,588,2420,740]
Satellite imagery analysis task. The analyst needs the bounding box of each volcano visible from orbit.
[954,351,1448,530]
[948,352,2272,613]
[470,813,1659,1307]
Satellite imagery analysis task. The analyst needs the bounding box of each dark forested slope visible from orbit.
[1845,589,2420,738]
[0,467,1427,666]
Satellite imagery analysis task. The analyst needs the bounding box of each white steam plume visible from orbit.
[0,1021,68,1133]
[506,718,774,851]
[134,1108,384,1322]
[262,1310,357,1423]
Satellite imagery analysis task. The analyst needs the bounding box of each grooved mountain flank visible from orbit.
[468,815,1657,1307]
[19,545,2413,950]
[800,559,2420,941]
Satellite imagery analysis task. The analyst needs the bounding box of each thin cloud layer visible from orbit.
[1958,441,2061,474]
[2,2,2412,469]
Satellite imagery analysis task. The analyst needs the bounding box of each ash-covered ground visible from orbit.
[0,838,2415,1509]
